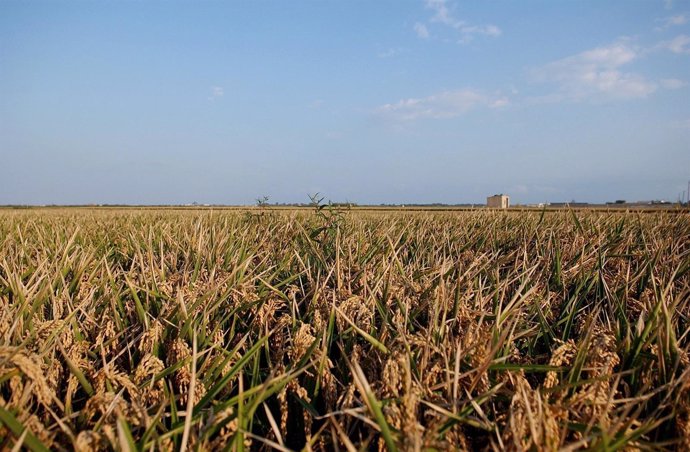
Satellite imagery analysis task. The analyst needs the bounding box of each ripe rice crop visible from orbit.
[1,208,689,450]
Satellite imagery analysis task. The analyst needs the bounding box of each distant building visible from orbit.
[487,194,510,209]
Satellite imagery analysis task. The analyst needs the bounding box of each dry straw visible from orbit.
[0,207,688,450]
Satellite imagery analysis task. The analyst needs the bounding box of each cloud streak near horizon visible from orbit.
[377,89,508,121]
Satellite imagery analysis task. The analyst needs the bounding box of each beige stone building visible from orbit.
[487,194,510,209]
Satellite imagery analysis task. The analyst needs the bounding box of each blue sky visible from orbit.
[1,0,689,205]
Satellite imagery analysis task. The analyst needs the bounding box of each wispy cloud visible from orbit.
[415,0,500,43]
[413,22,430,39]
[208,86,224,101]
[378,47,406,58]
[659,34,690,54]
[377,89,508,121]
[655,13,689,30]
[532,41,658,101]
[660,78,687,89]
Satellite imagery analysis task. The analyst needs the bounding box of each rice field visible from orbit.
[1,207,689,451]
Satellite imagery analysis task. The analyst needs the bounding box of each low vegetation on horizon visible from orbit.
[1,207,689,450]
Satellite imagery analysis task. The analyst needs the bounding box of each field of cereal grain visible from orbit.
[1,208,689,450]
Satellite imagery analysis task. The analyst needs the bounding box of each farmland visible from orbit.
[1,208,689,450]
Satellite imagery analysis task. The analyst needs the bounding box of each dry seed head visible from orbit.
[167,337,191,364]
[133,353,166,406]
[92,365,139,398]
[382,353,423,450]
[0,346,54,408]
[278,380,314,439]
[290,323,316,362]
[209,409,239,450]
[392,311,406,331]
[8,374,24,407]
[0,310,11,342]
[504,374,563,451]
[212,328,225,347]
[382,355,403,397]
[544,339,577,390]
[84,391,137,426]
[286,284,300,300]
[336,295,373,332]
[569,327,620,427]
[20,413,56,448]
[435,425,470,451]
[295,383,313,440]
[123,299,137,320]
[350,343,363,364]
[278,386,289,436]
[138,320,163,355]
[32,319,73,351]
[51,295,65,319]
[167,338,206,405]
[337,383,357,410]
[320,364,338,409]
[100,424,117,448]
[75,430,106,452]
[44,353,63,398]
[586,326,619,373]
[94,317,117,355]
[254,297,285,332]
[269,314,293,358]
[312,308,325,332]
[76,272,95,302]
[459,325,492,393]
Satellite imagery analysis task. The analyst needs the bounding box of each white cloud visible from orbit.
[660,78,687,89]
[427,0,452,24]
[490,97,510,108]
[417,0,501,43]
[660,34,690,53]
[664,0,674,10]
[378,47,405,58]
[377,89,507,121]
[413,22,430,39]
[656,13,689,30]
[533,41,658,101]
[209,86,224,100]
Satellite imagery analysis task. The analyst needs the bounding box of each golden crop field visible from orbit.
[1,208,689,451]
